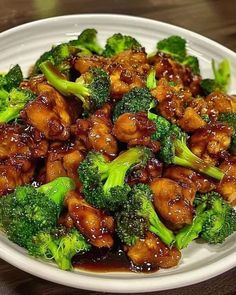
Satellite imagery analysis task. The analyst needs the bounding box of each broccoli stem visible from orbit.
[0,88,9,100]
[103,147,146,194]
[0,107,20,123]
[149,213,175,246]
[173,139,225,181]
[37,177,75,209]
[175,202,208,249]
[46,237,71,270]
[40,61,90,109]
[103,166,128,195]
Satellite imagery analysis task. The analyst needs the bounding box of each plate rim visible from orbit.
[0,13,235,293]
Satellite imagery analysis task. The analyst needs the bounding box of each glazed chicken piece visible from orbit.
[0,157,34,196]
[189,123,233,165]
[72,104,118,157]
[74,55,109,74]
[0,124,48,159]
[128,158,163,185]
[164,166,216,204]
[149,52,201,96]
[112,112,160,152]
[188,92,236,121]
[0,124,48,196]
[217,157,236,205]
[46,141,84,188]
[151,78,192,124]
[126,232,181,270]
[75,49,150,98]
[21,83,72,141]
[178,107,206,132]
[66,191,115,248]
[206,92,236,114]
[106,48,150,98]
[150,178,193,229]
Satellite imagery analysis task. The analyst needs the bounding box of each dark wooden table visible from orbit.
[0,0,235,294]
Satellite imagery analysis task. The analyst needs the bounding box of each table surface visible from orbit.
[0,0,235,294]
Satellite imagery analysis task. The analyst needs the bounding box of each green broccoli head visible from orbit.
[0,177,75,249]
[71,28,103,55]
[29,227,91,270]
[78,147,152,211]
[182,55,200,75]
[201,59,230,95]
[116,184,175,246]
[0,65,31,123]
[4,64,23,91]
[147,112,225,181]
[0,88,36,123]
[32,29,103,76]
[197,192,236,244]
[0,64,23,100]
[112,87,156,122]
[176,191,236,249]
[157,35,186,61]
[40,61,110,112]
[157,35,200,75]
[218,112,236,130]
[103,33,142,57]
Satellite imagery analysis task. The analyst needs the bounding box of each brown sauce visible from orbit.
[72,244,159,273]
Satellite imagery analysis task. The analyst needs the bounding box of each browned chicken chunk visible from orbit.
[164,166,216,203]
[150,178,193,229]
[0,124,48,195]
[72,104,118,157]
[189,123,233,165]
[126,232,181,270]
[149,52,201,96]
[21,83,72,141]
[0,157,34,196]
[112,112,159,152]
[75,49,150,98]
[217,157,236,205]
[151,78,192,124]
[46,141,84,188]
[66,191,114,248]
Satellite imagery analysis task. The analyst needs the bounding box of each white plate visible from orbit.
[0,14,236,293]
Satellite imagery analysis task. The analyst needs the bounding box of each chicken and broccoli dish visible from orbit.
[0,29,235,273]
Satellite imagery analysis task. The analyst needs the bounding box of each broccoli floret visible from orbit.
[146,68,157,90]
[103,33,142,57]
[0,177,75,249]
[32,29,103,76]
[182,55,200,75]
[4,64,23,91]
[29,227,90,270]
[116,184,175,246]
[112,87,224,180]
[157,35,186,61]
[0,88,36,123]
[157,35,200,75]
[148,112,225,181]
[78,147,152,210]
[32,50,54,76]
[218,112,236,129]
[0,65,33,122]
[70,28,103,55]
[176,192,236,249]
[201,59,230,95]
[0,65,23,98]
[112,87,156,122]
[40,61,110,112]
